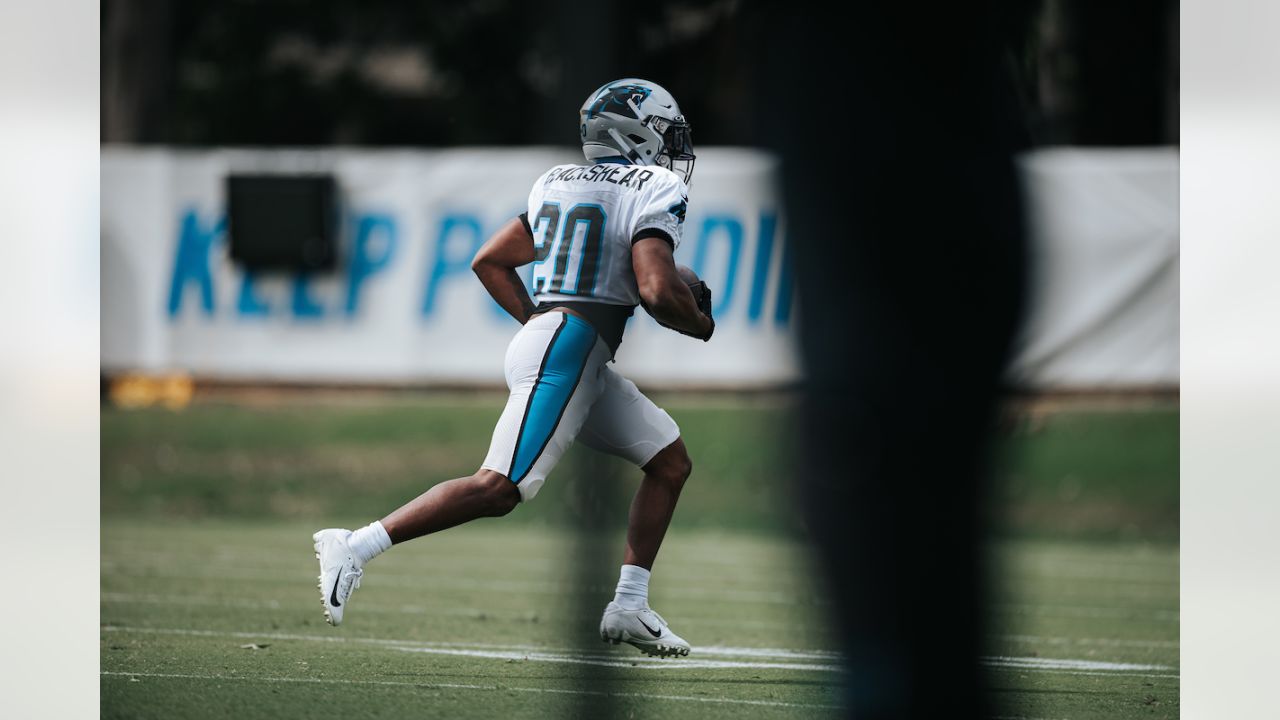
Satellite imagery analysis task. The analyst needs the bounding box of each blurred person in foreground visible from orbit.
[758,3,1029,717]
[313,79,713,658]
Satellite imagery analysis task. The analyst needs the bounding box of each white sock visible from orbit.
[613,564,651,610]
[348,521,392,567]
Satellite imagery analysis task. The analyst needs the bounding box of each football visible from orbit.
[675,263,700,288]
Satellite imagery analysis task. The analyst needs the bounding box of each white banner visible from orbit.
[101,148,798,387]
[101,146,1178,389]
[1009,148,1179,388]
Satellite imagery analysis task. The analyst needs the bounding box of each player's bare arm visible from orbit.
[633,236,713,339]
[472,217,537,324]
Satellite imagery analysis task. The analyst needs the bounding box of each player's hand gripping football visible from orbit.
[652,265,714,342]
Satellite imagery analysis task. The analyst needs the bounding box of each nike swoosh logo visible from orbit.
[638,617,662,638]
[329,568,343,608]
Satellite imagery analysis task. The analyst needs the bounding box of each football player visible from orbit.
[314,79,713,658]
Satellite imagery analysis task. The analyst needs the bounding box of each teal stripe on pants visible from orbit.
[509,314,598,484]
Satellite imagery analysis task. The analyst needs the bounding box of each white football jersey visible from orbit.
[526,162,688,308]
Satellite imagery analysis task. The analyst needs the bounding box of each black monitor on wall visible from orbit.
[227,174,338,272]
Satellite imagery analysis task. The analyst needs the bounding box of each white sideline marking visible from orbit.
[104,625,547,652]
[102,592,286,610]
[101,593,835,654]
[700,645,840,660]
[990,669,1180,679]
[990,716,1074,720]
[100,625,843,672]
[388,645,843,672]
[99,595,833,659]
[992,603,1179,622]
[982,657,1179,679]
[983,656,1173,672]
[99,563,805,605]
[102,544,788,575]
[99,592,527,620]
[99,591,810,631]
[999,633,1179,649]
[101,591,1179,642]
[101,626,1179,678]
[99,671,840,710]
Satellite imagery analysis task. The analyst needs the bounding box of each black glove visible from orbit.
[687,280,715,341]
[647,280,715,341]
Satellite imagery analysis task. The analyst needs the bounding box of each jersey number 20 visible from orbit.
[530,202,606,297]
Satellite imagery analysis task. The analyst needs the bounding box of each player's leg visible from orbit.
[378,469,519,541]
[622,437,692,570]
[315,311,607,625]
[577,367,691,657]
[314,468,518,627]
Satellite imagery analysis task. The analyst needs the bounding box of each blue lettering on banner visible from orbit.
[422,213,493,319]
[692,215,743,316]
[292,274,325,318]
[237,271,270,316]
[747,213,777,324]
[163,206,793,326]
[346,214,397,316]
[774,222,795,326]
[167,210,225,317]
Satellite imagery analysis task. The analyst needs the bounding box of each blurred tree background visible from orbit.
[101,0,756,146]
[102,0,1177,149]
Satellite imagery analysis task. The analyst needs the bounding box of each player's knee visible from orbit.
[474,470,520,516]
[648,446,692,490]
[671,453,693,487]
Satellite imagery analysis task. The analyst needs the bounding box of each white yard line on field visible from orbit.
[98,592,811,631]
[99,591,507,619]
[99,671,841,710]
[387,644,844,672]
[981,657,1179,679]
[102,562,1178,616]
[103,545,804,577]
[700,645,841,660]
[102,590,1179,640]
[998,633,1179,649]
[104,625,546,652]
[988,668,1180,679]
[982,656,1172,672]
[102,592,288,611]
[992,603,1179,622]
[100,625,842,670]
[102,583,1160,646]
[989,715,1074,720]
[99,563,805,605]
[100,626,1179,679]
[101,623,836,662]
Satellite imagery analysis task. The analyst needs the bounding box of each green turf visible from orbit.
[101,393,1177,540]
[101,393,1179,718]
[101,521,1177,719]
[994,405,1179,541]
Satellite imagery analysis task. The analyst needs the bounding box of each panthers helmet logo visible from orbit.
[585,84,652,119]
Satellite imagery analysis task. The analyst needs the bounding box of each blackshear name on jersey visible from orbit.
[542,164,659,191]
[527,163,688,308]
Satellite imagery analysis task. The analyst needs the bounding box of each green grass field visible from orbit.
[101,392,1178,719]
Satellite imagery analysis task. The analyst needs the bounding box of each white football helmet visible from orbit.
[579,78,695,185]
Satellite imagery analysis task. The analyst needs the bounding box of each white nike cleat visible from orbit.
[599,602,691,658]
[313,528,363,627]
